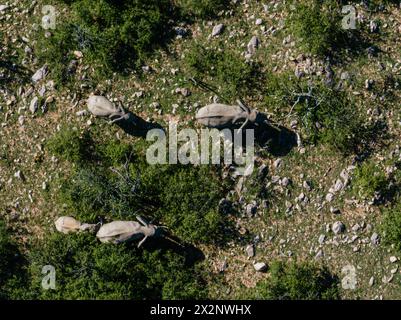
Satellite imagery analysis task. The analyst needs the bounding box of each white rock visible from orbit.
[273,158,282,169]
[212,24,224,37]
[332,221,345,234]
[32,65,48,83]
[246,244,255,257]
[334,179,344,192]
[371,232,380,245]
[247,36,260,54]
[325,193,334,202]
[18,115,25,125]
[0,5,8,12]
[29,96,39,114]
[390,256,398,263]
[253,262,267,272]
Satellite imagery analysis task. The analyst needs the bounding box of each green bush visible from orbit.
[151,165,228,244]
[288,0,343,56]
[186,44,262,98]
[177,0,229,18]
[352,160,387,200]
[95,139,134,167]
[37,0,173,82]
[254,261,340,300]
[28,233,206,299]
[381,202,401,251]
[46,128,93,164]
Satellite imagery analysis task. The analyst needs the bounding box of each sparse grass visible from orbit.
[185,43,263,99]
[46,128,93,164]
[381,202,401,252]
[177,0,229,18]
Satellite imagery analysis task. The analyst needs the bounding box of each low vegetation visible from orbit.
[254,261,340,300]
[27,233,206,299]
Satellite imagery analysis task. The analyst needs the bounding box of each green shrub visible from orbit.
[37,0,173,82]
[381,202,401,251]
[46,128,93,164]
[177,0,228,18]
[254,261,340,300]
[151,165,228,244]
[352,160,387,199]
[95,139,133,167]
[186,44,262,98]
[28,233,206,299]
[288,0,343,56]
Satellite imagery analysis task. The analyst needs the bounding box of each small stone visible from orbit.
[352,223,361,232]
[212,24,224,37]
[273,158,282,169]
[315,249,324,259]
[32,65,48,83]
[332,221,345,234]
[245,203,257,216]
[257,164,268,179]
[303,180,312,191]
[29,96,39,114]
[18,115,25,125]
[325,193,334,202]
[318,234,326,245]
[369,276,375,287]
[340,71,350,81]
[334,179,344,192]
[255,18,263,25]
[371,232,380,245]
[330,207,341,214]
[365,79,374,90]
[247,36,260,54]
[76,110,88,117]
[73,51,83,59]
[281,177,290,187]
[245,244,255,258]
[369,20,379,33]
[253,262,267,272]
[219,260,228,273]
[389,256,398,263]
[14,170,24,180]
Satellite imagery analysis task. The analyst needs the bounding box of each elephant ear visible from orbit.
[237,99,251,113]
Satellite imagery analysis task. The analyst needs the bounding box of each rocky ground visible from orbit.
[1,0,401,299]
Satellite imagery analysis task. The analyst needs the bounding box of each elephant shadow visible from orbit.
[111,112,164,138]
